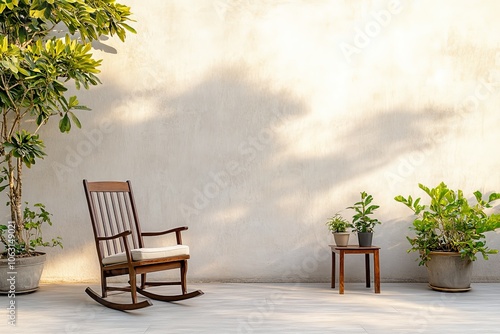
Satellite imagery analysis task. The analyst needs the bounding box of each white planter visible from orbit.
[333,233,350,247]
[0,252,46,294]
[426,251,472,292]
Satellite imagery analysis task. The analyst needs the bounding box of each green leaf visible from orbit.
[59,114,71,133]
[68,96,78,108]
[473,190,483,204]
[394,195,405,203]
[488,193,500,203]
[121,23,137,34]
[68,112,81,129]
[5,60,18,73]
[73,105,91,111]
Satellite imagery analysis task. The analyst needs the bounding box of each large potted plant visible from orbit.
[326,212,353,247]
[395,182,500,292]
[347,191,380,247]
[0,0,135,293]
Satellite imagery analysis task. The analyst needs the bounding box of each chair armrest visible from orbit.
[142,226,188,236]
[96,230,132,241]
[142,226,188,244]
[97,230,134,264]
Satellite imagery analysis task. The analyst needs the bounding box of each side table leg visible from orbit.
[374,250,380,293]
[331,251,335,289]
[339,251,345,294]
[365,253,371,288]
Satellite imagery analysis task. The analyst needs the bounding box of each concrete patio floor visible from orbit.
[2,282,500,333]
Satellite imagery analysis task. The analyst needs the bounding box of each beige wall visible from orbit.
[10,0,500,282]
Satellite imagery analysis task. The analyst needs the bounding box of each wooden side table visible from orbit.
[330,245,380,294]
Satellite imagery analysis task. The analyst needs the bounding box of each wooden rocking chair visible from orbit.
[83,179,203,310]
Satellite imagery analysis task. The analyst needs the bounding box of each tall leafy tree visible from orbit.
[0,0,135,255]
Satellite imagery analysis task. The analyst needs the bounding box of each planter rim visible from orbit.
[0,251,46,260]
[428,251,463,257]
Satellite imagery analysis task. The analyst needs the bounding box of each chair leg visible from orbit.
[181,260,188,294]
[129,271,138,304]
[140,273,147,289]
[101,272,108,298]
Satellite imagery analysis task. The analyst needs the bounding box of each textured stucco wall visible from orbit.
[6,0,500,283]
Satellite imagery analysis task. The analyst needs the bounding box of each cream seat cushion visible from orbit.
[102,245,189,265]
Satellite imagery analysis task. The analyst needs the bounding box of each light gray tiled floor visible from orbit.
[2,282,500,333]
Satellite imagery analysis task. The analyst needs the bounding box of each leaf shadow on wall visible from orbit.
[29,62,458,283]
[146,66,457,282]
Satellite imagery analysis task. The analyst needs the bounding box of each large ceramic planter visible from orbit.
[0,252,47,294]
[333,232,350,247]
[357,232,373,247]
[426,251,472,292]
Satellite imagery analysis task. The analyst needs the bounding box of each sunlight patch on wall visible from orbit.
[209,205,249,224]
[42,242,99,282]
[115,95,162,124]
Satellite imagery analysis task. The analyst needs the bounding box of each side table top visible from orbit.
[329,245,380,250]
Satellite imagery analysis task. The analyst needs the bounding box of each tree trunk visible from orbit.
[7,154,23,243]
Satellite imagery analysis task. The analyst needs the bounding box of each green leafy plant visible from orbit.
[395,182,500,265]
[326,212,353,233]
[0,0,135,257]
[347,191,380,233]
[0,203,62,256]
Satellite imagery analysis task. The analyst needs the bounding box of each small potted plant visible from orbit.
[395,182,500,291]
[326,213,353,247]
[347,191,380,247]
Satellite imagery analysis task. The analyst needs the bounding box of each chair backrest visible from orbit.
[83,180,145,262]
